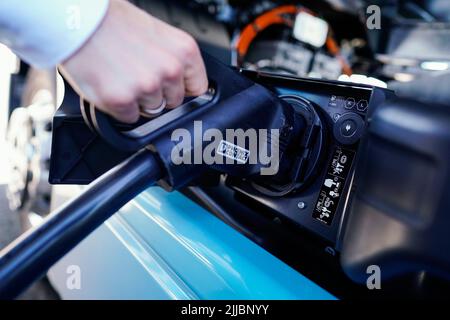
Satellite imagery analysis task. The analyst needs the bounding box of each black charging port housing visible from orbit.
[227,70,392,245]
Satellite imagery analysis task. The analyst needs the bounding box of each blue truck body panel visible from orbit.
[48,187,335,300]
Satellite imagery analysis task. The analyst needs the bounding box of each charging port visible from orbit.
[250,95,326,196]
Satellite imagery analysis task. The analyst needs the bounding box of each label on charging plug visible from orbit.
[217,140,250,164]
[293,11,329,48]
[313,147,355,226]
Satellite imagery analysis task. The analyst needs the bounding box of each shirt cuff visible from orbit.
[0,0,110,68]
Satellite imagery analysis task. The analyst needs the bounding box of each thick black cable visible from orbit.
[0,149,163,299]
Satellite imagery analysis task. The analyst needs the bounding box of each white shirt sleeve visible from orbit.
[0,0,110,68]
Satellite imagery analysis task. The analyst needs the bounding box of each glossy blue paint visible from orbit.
[48,186,335,300]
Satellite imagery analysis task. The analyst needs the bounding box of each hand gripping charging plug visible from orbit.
[0,53,308,299]
[80,54,307,189]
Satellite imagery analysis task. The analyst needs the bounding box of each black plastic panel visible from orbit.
[341,97,450,283]
[228,71,392,245]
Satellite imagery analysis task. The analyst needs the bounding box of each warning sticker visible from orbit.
[313,147,355,225]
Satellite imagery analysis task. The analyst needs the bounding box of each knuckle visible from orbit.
[163,61,183,81]
[179,34,200,60]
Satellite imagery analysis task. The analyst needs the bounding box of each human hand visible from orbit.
[59,0,208,123]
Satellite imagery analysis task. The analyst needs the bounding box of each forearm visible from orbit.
[0,0,109,68]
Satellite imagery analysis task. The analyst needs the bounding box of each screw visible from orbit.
[325,246,336,256]
[297,201,306,209]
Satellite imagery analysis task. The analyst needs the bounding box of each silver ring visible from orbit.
[140,98,166,117]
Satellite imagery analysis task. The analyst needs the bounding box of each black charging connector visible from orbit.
[250,95,326,196]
